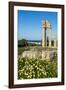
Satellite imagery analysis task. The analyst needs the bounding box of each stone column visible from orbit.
[42,28,45,47]
[54,32,56,48]
[49,29,52,48]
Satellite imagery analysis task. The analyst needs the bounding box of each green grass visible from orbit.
[18,56,57,79]
[18,47,30,55]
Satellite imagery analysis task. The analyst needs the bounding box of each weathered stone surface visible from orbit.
[22,50,57,60]
[22,51,39,59]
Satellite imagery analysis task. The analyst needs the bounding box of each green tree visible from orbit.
[18,39,28,47]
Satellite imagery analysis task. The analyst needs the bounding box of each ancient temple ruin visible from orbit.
[42,20,57,48]
[21,19,57,60]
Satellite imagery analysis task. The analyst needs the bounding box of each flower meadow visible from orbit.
[18,56,57,79]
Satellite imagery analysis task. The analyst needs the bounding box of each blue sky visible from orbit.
[18,10,57,40]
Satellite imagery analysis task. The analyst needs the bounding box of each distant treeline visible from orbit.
[18,39,56,47]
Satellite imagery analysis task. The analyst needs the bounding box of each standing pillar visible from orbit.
[54,32,56,48]
[42,20,51,48]
[45,28,46,47]
[49,29,52,48]
[42,28,46,47]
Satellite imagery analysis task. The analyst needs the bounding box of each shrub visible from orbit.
[18,56,57,79]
